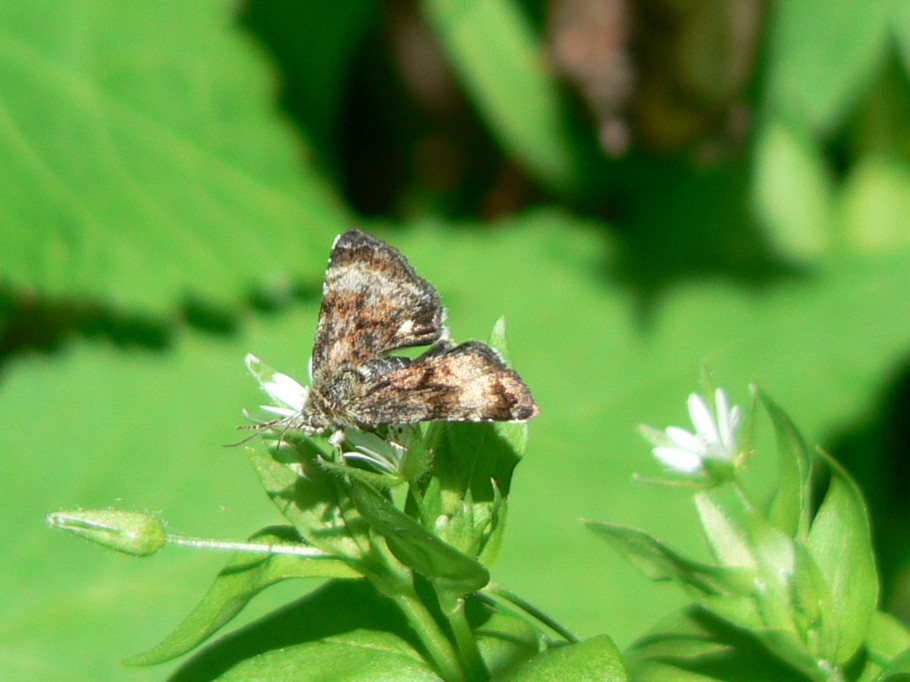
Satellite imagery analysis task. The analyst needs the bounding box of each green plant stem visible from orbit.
[484,583,579,642]
[445,597,488,681]
[167,534,333,557]
[392,586,466,682]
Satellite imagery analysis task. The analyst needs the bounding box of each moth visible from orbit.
[265,228,538,442]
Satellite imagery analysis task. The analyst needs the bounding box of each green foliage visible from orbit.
[421,0,589,196]
[0,0,348,312]
[593,392,907,680]
[498,636,627,681]
[126,527,359,666]
[5,0,910,679]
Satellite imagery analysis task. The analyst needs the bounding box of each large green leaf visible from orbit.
[214,640,439,682]
[126,527,359,666]
[421,0,587,195]
[839,155,910,252]
[240,0,378,164]
[169,579,436,681]
[498,635,626,681]
[764,0,894,133]
[0,0,348,312]
[752,117,834,261]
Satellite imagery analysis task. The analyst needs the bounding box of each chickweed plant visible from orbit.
[50,338,910,681]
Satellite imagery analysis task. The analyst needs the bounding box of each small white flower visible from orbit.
[342,429,408,475]
[245,353,309,417]
[643,389,741,475]
[261,372,308,414]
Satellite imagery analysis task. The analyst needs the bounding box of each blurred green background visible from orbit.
[2,0,910,679]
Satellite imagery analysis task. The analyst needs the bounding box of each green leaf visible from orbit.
[878,650,910,682]
[213,640,440,681]
[240,1,378,163]
[498,635,627,681]
[435,421,523,503]
[586,521,754,597]
[764,0,893,133]
[246,441,367,560]
[839,155,910,252]
[694,491,758,570]
[416,421,522,573]
[126,527,359,665]
[806,450,879,664]
[350,480,490,596]
[471,603,542,676]
[488,318,532,458]
[761,390,812,540]
[170,579,437,681]
[752,118,833,261]
[858,611,910,681]
[0,0,348,313]
[789,543,832,658]
[421,0,586,195]
[626,605,816,682]
[897,1,910,77]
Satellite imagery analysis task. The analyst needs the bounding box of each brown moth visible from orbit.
[268,228,538,441]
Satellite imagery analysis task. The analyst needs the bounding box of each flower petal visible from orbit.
[262,372,308,410]
[665,426,703,454]
[653,446,704,473]
[688,393,719,443]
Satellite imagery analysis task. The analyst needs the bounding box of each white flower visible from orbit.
[244,353,308,417]
[643,389,741,474]
[341,429,409,475]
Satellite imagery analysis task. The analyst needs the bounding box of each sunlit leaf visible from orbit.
[0,0,348,313]
[807,451,879,664]
[127,527,359,666]
[350,480,490,596]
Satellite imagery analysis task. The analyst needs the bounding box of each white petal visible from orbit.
[653,446,704,473]
[688,393,718,442]
[714,389,730,439]
[263,373,308,410]
[665,426,703,454]
[724,405,741,449]
[260,404,296,417]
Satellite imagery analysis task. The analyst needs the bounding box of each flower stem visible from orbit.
[392,587,466,682]
[484,583,579,642]
[445,598,488,681]
[166,534,333,557]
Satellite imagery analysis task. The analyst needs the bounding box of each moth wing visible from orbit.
[312,228,446,372]
[351,341,539,425]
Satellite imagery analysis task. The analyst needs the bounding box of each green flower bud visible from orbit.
[48,509,167,556]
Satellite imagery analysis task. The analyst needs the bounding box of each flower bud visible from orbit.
[48,509,167,556]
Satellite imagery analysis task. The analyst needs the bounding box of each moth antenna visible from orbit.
[224,417,283,447]
[223,429,264,448]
